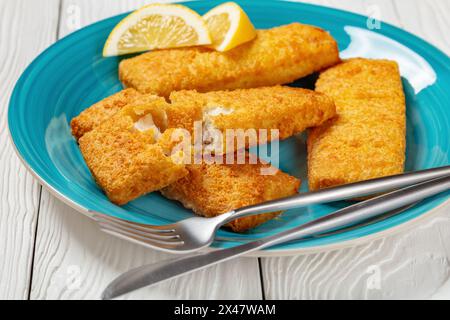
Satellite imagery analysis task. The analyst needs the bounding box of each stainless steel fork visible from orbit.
[93,165,450,253]
[102,174,450,299]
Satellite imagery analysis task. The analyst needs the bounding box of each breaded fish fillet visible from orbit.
[71,88,142,140]
[78,99,187,205]
[308,58,406,191]
[161,154,300,232]
[71,86,336,152]
[119,23,340,97]
[169,86,335,136]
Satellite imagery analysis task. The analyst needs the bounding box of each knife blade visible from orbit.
[102,175,450,299]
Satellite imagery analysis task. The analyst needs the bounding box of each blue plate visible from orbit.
[8,0,450,255]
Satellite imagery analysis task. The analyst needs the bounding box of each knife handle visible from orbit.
[256,175,450,248]
[102,175,450,299]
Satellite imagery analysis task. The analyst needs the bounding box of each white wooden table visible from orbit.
[1,0,450,300]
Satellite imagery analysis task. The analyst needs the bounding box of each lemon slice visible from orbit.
[203,2,256,52]
[103,4,211,57]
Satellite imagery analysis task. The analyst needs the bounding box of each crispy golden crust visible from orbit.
[71,86,336,151]
[119,23,340,96]
[70,88,142,140]
[308,58,406,191]
[168,86,336,141]
[161,155,300,232]
[78,100,187,205]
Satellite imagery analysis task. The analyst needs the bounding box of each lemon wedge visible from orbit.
[203,2,256,52]
[103,4,212,57]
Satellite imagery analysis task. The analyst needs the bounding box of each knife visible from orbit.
[102,175,450,299]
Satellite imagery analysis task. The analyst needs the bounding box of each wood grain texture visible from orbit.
[393,0,450,53]
[31,192,262,299]
[5,0,450,300]
[262,0,450,300]
[0,0,59,299]
[263,204,450,299]
[58,0,184,37]
[30,0,262,300]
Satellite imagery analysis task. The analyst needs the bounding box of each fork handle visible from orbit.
[260,175,450,247]
[103,175,450,299]
[223,165,450,224]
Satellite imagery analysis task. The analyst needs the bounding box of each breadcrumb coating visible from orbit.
[71,86,336,151]
[70,88,142,140]
[78,100,187,205]
[119,23,340,97]
[161,154,300,232]
[167,86,336,145]
[308,58,406,191]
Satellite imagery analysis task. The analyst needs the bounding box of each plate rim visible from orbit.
[7,0,450,256]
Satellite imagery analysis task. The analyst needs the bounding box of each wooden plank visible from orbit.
[30,0,263,300]
[261,0,450,300]
[58,0,182,36]
[262,210,450,299]
[392,0,450,52]
[0,0,60,299]
[31,195,261,299]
